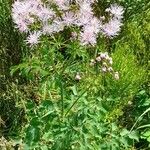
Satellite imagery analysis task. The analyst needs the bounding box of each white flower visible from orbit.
[80,27,97,45]
[89,17,101,34]
[78,1,93,18]
[107,4,124,19]
[42,19,65,35]
[102,18,122,37]
[62,12,77,26]
[37,6,55,22]
[26,31,41,46]
[53,0,70,10]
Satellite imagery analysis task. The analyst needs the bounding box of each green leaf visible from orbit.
[128,131,139,141]
[25,126,40,145]
[41,145,49,150]
[139,90,146,95]
[120,129,129,136]
[142,130,150,139]
[70,85,78,96]
[120,137,129,147]
[111,123,118,131]
[147,137,150,142]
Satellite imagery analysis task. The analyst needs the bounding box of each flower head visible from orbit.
[102,18,122,37]
[62,12,77,26]
[37,6,55,22]
[106,4,124,19]
[53,0,70,10]
[80,27,97,45]
[78,1,93,18]
[26,31,41,46]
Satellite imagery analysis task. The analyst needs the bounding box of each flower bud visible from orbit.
[102,67,107,72]
[108,67,113,72]
[114,72,119,80]
[100,52,108,59]
[90,59,96,66]
[75,73,81,80]
[102,62,107,66]
[107,57,113,64]
[96,56,101,62]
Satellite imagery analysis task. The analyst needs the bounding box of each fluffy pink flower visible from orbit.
[79,1,93,16]
[26,31,41,46]
[16,21,29,32]
[12,0,124,46]
[53,0,70,10]
[76,0,95,5]
[75,13,92,26]
[102,18,122,37]
[71,32,78,40]
[12,0,32,32]
[37,6,55,22]
[62,12,77,26]
[42,19,65,35]
[80,27,97,45]
[12,0,55,32]
[89,17,101,34]
[42,24,53,35]
[106,4,124,19]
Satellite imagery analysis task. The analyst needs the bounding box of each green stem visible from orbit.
[130,107,150,132]
[60,79,64,120]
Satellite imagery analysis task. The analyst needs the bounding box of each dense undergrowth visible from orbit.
[0,0,150,150]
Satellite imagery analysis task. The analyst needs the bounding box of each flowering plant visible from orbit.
[11,0,125,80]
[12,0,124,46]
[10,0,138,149]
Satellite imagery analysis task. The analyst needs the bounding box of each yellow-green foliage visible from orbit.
[106,47,146,98]
[118,8,150,65]
[104,8,149,99]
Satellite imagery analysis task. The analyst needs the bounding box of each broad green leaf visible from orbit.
[128,131,139,142]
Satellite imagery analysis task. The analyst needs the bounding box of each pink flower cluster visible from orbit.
[103,4,124,37]
[12,0,124,46]
[90,52,119,80]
